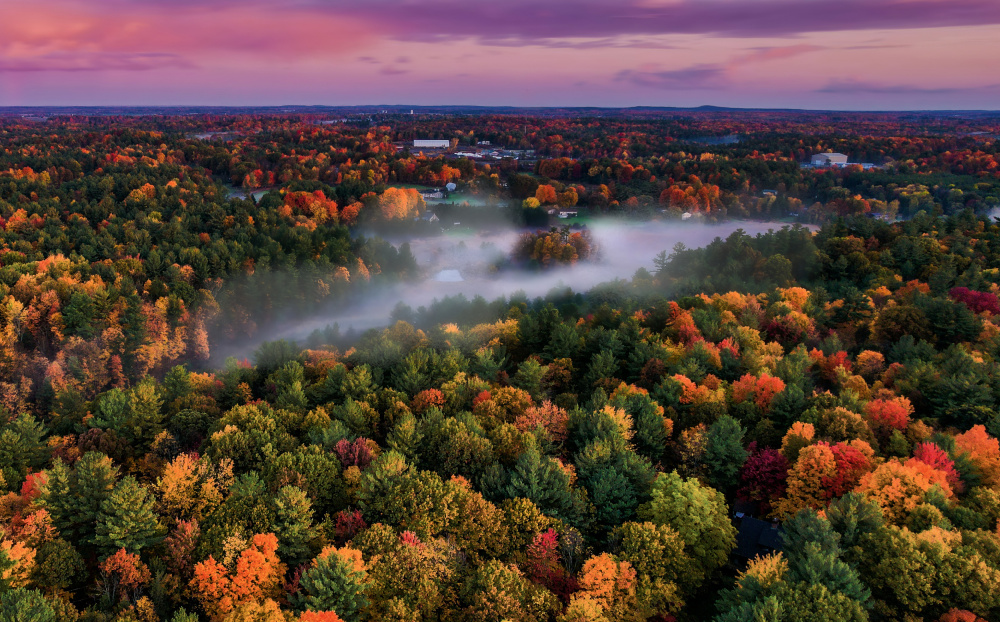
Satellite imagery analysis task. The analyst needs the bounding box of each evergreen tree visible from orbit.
[503,439,579,525]
[94,476,165,556]
[40,452,118,546]
[386,413,423,465]
[705,415,748,491]
[0,414,48,489]
[296,549,368,622]
[0,589,55,622]
[272,485,315,567]
[127,377,164,448]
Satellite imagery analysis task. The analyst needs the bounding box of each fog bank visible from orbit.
[210,220,811,363]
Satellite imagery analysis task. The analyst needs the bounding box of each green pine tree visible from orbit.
[40,452,118,547]
[705,415,748,491]
[271,485,315,567]
[0,588,56,622]
[94,476,165,556]
[296,549,369,622]
[386,413,423,465]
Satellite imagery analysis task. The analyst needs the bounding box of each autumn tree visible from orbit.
[295,546,368,622]
[639,471,735,588]
[190,533,285,621]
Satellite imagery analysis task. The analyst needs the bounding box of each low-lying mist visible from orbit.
[208,220,811,364]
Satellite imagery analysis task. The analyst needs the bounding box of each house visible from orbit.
[413,139,450,149]
[811,152,849,167]
[558,210,578,218]
[734,515,784,559]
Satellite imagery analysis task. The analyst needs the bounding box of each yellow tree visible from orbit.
[773,443,837,520]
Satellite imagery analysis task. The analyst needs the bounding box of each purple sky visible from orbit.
[2,0,998,109]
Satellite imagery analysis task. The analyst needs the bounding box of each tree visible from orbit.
[31,539,85,592]
[97,548,152,605]
[460,558,560,622]
[95,476,166,556]
[782,510,870,606]
[535,185,558,205]
[352,525,456,620]
[738,445,789,514]
[640,471,735,587]
[705,415,748,491]
[611,521,688,615]
[0,588,55,622]
[271,486,315,568]
[854,461,933,525]
[954,425,1000,488]
[0,414,48,490]
[296,546,368,622]
[774,443,837,520]
[571,553,639,622]
[190,533,285,621]
[864,397,913,441]
[502,439,580,524]
[157,452,232,523]
[40,452,118,547]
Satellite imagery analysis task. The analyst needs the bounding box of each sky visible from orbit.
[1,0,998,110]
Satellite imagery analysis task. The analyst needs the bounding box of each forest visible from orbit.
[1,109,1000,622]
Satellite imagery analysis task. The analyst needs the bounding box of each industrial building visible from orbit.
[413,139,450,149]
[811,152,849,167]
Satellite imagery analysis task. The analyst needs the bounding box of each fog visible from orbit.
[209,220,812,363]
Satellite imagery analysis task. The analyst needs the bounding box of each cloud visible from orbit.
[0,52,192,73]
[618,44,820,90]
[817,79,1000,94]
[328,0,1000,43]
[732,44,823,65]
[617,64,729,89]
[0,1,375,72]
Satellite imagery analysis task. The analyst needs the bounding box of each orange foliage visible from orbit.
[378,187,424,220]
[190,533,285,621]
[340,201,362,226]
[855,461,933,524]
[731,373,785,411]
[938,610,989,622]
[411,389,446,415]
[954,425,1000,489]
[535,184,558,205]
[575,553,637,613]
[283,190,339,225]
[773,442,837,519]
[514,400,570,442]
[100,548,152,593]
[864,396,913,439]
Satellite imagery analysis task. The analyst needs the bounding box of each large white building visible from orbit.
[413,139,450,149]
[811,152,849,167]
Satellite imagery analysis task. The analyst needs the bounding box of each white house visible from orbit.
[413,139,450,149]
[811,152,849,167]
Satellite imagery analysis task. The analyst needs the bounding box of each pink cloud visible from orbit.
[0,53,192,73]
[0,1,376,72]
[328,0,1000,42]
